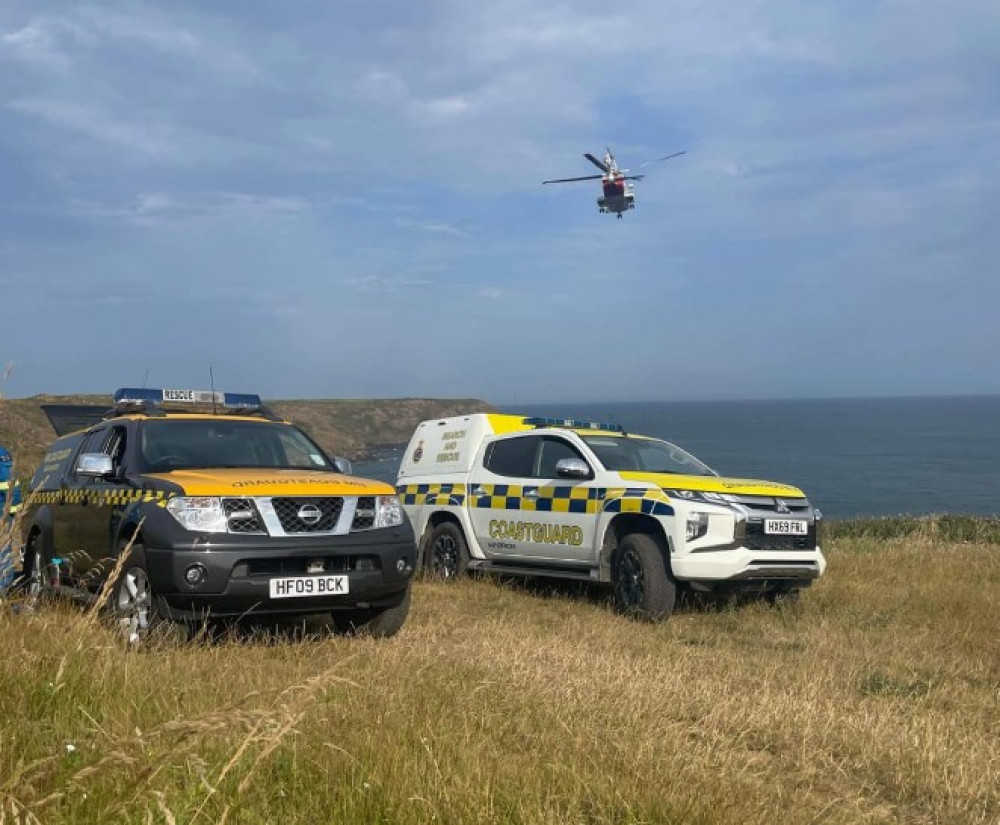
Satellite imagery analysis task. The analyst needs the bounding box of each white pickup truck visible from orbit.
[396,414,825,621]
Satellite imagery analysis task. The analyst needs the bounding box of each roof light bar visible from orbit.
[113,388,262,410]
[522,416,623,433]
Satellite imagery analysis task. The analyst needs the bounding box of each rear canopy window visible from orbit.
[138,420,332,472]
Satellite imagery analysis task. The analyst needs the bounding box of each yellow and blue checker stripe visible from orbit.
[603,487,675,516]
[29,488,174,508]
[397,483,467,507]
[398,482,675,517]
[471,484,601,514]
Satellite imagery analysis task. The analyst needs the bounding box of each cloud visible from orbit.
[395,217,469,238]
[0,0,997,400]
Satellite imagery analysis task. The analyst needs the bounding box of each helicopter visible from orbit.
[542,147,685,218]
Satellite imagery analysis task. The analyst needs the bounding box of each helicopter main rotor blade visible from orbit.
[583,153,610,173]
[542,174,605,184]
[621,175,645,181]
[639,150,686,168]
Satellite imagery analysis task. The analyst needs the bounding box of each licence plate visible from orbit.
[764,519,808,535]
[268,575,349,599]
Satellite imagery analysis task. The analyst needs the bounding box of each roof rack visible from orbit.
[522,416,624,433]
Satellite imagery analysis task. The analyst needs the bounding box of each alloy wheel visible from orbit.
[616,547,645,609]
[116,566,153,644]
[430,535,458,579]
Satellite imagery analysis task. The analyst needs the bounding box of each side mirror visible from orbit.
[77,453,114,478]
[333,456,353,476]
[555,458,592,479]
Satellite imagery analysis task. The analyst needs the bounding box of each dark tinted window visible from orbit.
[485,436,538,477]
[137,420,333,472]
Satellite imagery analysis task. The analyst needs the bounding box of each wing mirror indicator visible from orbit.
[76,453,114,478]
[555,458,592,479]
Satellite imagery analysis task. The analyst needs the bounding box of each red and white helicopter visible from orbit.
[542,147,685,218]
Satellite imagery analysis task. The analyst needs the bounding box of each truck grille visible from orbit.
[745,522,816,551]
[271,497,343,533]
[352,496,376,530]
[728,494,812,514]
[222,498,265,534]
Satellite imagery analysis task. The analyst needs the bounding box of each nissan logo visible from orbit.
[297,504,323,525]
[775,499,790,514]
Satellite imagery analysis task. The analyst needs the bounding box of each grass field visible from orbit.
[1,525,997,824]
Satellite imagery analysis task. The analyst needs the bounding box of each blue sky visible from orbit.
[1,0,997,403]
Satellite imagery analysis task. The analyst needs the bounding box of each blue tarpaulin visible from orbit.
[1,447,22,591]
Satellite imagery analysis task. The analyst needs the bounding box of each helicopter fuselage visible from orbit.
[597,176,635,216]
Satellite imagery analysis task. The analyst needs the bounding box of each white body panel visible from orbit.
[396,414,826,587]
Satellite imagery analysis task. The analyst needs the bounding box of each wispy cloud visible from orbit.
[394,217,469,238]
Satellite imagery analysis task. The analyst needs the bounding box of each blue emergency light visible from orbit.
[523,416,623,433]
[113,388,263,411]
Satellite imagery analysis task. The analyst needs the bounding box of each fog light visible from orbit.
[686,512,710,542]
[396,558,413,575]
[185,564,207,586]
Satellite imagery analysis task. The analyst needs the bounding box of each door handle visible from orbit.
[523,489,540,500]
[471,486,487,496]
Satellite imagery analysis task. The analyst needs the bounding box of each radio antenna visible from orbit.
[141,367,149,388]
[209,365,217,415]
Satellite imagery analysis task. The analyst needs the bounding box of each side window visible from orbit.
[535,437,588,478]
[104,427,128,475]
[73,428,107,480]
[484,436,539,478]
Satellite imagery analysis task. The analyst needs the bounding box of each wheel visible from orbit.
[110,542,185,644]
[332,587,411,639]
[611,532,676,622]
[19,532,54,599]
[423,522,469,581]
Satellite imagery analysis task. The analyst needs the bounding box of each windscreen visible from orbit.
[138,420,333,472]
[582,435,715,476]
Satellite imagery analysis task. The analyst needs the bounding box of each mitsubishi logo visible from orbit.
[297,504,323,525]
[775,499,791,514]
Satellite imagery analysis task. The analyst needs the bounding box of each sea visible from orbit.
[352,396,1000,519]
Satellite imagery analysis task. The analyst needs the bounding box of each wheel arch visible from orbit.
[417,509,465,559]
[599,513,672,581]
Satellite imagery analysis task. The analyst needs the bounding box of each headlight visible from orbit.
[686,511,710,542]
[374,495,404,528]
[166,497,228,533]
[666,489,729,505]
[814,508,823,545]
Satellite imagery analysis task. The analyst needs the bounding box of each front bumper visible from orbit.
[672,545,826,588]
[142,522,417,620]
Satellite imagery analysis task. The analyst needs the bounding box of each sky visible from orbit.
[1,0,998,404]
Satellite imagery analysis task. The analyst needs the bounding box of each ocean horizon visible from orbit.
[356,395,1000,519]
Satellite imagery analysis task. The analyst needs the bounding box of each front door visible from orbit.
[467,434,597,565]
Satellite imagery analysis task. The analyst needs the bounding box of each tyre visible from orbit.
[110,542,186,644]
[332,587,411,639]
[611,532,676,622]
[423,522,469,581]
[19,531,54,600]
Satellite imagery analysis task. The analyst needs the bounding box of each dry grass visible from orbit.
[0,529,997,824]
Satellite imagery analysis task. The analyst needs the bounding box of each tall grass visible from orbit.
[1,527,998,824]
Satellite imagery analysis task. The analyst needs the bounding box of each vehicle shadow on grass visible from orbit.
[185,613,340,646]
[482,574,794,618]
